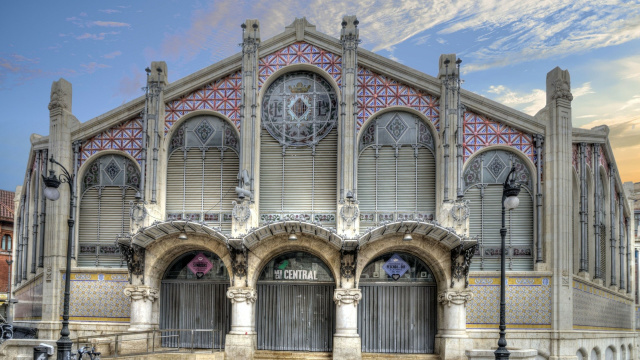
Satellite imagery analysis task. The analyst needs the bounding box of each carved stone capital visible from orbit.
[227,287,257,304]
[334,288,362,306]
[124,285,159,302]
[437,290,474,307]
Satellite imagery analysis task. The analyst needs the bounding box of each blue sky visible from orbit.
[1,1,640,191]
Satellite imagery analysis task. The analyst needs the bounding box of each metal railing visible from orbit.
[74,328,223,358]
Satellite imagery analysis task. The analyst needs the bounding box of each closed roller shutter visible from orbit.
[377,147,396,212]
[259,129,284,213]
[283,145,313,212]
[184,149,203,219]
[508,188,534,271]
[312,130,337,212]
[466,186,484,270]
[166,150,186,216]
[397,146,417,212]
[357,148,376,228]
[416,148,436,214]
[78,188,100,267]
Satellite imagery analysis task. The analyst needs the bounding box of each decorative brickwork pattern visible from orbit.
[258,42,342,88]
[572,143,579,175]
[14,276,43,321]
[356,67,439,131]
[60,272,131,322]
[80,118,143,166]
[466,276,551,329]
[463,111,534,163]
[599,145,610,175]
[165,71,242,131]
[573,278,633,330]
[586,143,593,171]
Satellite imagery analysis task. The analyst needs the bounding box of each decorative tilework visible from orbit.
[80,118,143,166]
[165,71,242,131]
[463,111,534,163]
[466,276,551,329]
[572,278,633,331]
[357,67,439,131]
[258,42,342,88]
[14,276,43,321]
[61,272,130,322]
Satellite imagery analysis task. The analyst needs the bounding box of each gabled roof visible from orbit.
[0,189,15,221]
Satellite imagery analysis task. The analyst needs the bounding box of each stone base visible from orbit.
[225,333,257,360]
[333,336,361,360]
[436,336,474,360]
[466,349,537,360]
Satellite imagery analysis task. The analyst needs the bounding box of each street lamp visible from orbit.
[495,165,521,360]
[5,260,13,325]
[42,155,74,360]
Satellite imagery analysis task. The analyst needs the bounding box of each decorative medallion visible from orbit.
[194,120,215,144]
[385,114,408,142]
[262,71,337,146]
[487,154,506,180]
[104,159,121,182]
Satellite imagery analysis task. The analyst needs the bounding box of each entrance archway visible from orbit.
[256,251,335,352]
[358,252,437,354]
[160,251,230,349]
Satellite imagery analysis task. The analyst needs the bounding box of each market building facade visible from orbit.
[9,17,639,360]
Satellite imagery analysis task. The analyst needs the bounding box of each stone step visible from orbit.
[254,350,332,360]
[363,353,440,360]
[112,351,224,360]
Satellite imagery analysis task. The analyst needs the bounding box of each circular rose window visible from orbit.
[262,71,337,146]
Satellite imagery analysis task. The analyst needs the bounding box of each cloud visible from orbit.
[102,50,122,59]
[80,62,111,73]
[92,21,130,28]
[620,95,640,110]
[485,81,594,115]
[100,9,121,14]
[76,31,120,40]
[117,67,145,99]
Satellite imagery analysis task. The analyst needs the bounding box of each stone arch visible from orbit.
[246,235,341,288]
[163,109,240,155]
[463,144,536,184]
[144,233,233,291]
[357,106,441,151]
[76,149,141,190]
[356,234,451,293]
[258,62,341,105]
[576,347,588,360]
[592,346,601,360]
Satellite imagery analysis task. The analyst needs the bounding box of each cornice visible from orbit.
[571,127,607,143]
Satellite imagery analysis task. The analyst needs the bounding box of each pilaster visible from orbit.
[333,288,361,360]
[544,67,574,334]
[123,285,159,331]
[145,62,167,219]
[234,19,261,237]
[225,286,257,360]
[435,290,474,360]
[43,78,77,323]
[338,15,360,238]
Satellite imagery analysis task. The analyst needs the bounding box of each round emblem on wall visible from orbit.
[262,71,337,146]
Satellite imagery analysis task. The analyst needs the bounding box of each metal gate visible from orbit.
[358,252,437,354]
[160,281,230,348]
[256,282,335,351]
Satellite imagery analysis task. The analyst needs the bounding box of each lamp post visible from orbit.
[41,155,74,360]
[495,166,521,360]
[5,259,13,325]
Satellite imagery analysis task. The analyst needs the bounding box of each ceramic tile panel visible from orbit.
[165,71,242,131]
[80,118,143,166]
[463,111,535,163]
[258,42,342,88]
[356,67,439,131]
[60,272,130,322]
[466,276,551,329]
[14,276,43,321]
[573,278,633,331]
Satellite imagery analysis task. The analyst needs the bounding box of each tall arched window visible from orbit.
[165,115,240,233]
[78,154,140,267]
[464,149,534,271]
[259,71,338,225]
[357,111,436,229]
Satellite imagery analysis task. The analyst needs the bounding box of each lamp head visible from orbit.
[288,228,298,241]
[403,229,413,241]
[178,230,188,241]
[42,169,61,201]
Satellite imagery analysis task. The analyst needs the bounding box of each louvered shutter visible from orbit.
[78,188,100,267]
[507,189,534,270]
[377,147,396,212]
[312,130,337,212]
[396,146,416,213]
[259,129,284,213]
[166,150,185,217]
[184,149,203,220]
[220,151,239,232]
[467,187,484,270]
[283,145,313,212]
[357,148,376,228]
[417,148,436,215]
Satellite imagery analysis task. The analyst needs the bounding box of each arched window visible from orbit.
[259,71,338,225]
[78,154,140,267]
[165,115,240,232]
[464,149,534,271]
[1,235,10,251]
[357,111,436,229]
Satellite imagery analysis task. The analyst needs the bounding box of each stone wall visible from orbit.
[14,275,42,321]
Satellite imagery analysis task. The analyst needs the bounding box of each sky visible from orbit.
[1,0,640,191]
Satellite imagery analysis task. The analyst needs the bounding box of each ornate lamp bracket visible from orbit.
[118,242,145,284]
[450,243,477,288]
[227,241,249,282]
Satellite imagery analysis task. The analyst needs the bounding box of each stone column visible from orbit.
[436,290,474,360]
[333,288,361,360]
[225,287,257,360]
[124,285,159,331]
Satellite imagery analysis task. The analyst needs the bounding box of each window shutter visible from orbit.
[357,148,376,228]
[166,150,186,216]
[259,129,285,213]
[78,188,100,267]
